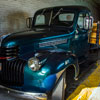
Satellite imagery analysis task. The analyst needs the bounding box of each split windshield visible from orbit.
[33,8,75,28]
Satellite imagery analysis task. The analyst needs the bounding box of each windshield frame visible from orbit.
[32,9,77,29]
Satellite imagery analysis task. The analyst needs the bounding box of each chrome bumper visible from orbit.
[0,85,47,100]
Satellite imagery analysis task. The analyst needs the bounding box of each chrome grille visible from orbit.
[0,46,19,60]
[1,59,26,86]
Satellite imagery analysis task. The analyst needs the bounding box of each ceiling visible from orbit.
[92,0,100,8]
[93,0,100,4]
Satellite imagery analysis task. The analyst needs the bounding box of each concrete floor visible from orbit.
[67,50,100,100]
[0,92,21,100]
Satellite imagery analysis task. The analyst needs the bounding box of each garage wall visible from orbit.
[0,0,98,35]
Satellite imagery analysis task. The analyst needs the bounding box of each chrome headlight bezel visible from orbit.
[28,57,41,71]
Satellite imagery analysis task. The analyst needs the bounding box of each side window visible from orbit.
[59,13,74,21]
[78,13,89,29]
[35,15,45,25]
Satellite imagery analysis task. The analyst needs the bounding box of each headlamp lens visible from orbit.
[28,57,41,71]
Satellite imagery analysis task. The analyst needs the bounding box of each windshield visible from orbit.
[33,9,75,28]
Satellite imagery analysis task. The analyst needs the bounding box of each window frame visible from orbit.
[77,12,90,30]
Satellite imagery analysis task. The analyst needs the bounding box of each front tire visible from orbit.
[47,72,67,100]
[47,66,75,100]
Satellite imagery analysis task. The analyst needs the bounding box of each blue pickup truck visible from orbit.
[0,6,93,100]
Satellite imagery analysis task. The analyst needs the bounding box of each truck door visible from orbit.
[74,13,89,58]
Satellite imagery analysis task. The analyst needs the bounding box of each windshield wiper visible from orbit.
[52,8,63,19]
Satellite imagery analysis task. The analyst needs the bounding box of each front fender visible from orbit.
[42,52,79,76]
[23,52,79,93]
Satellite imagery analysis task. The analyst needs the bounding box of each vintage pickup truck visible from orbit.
[0,6,93,100]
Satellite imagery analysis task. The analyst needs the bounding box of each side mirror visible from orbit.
[26,17,33,28]
[84,16,93,30]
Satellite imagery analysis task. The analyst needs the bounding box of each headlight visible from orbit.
[28,57,41,71]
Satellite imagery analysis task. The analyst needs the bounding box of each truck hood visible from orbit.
[1,29,73,47]
[1,29,74,60]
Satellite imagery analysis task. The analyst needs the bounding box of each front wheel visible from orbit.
[47,72,67,100]
[47,67,75,100]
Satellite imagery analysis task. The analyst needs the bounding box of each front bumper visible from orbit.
[0,85,47,100]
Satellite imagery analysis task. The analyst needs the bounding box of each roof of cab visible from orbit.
[36,6,90,13]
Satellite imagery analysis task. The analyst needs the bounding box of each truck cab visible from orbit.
[0,6,93,100]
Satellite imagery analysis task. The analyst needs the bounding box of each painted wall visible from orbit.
[0,0,98,35]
